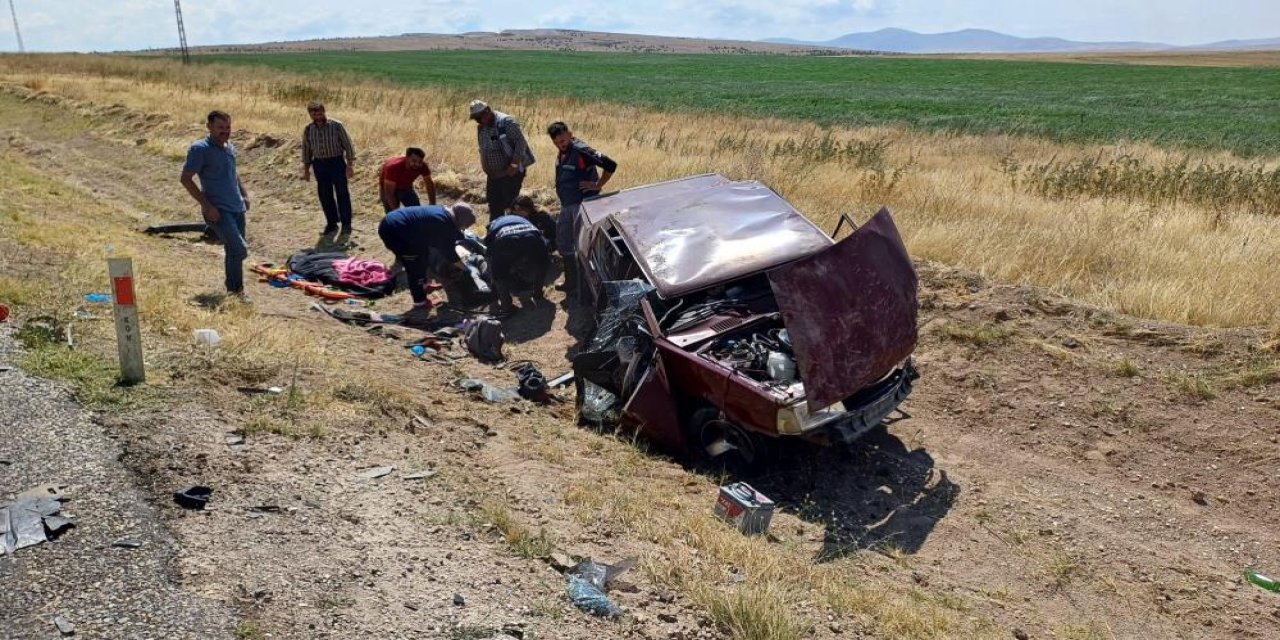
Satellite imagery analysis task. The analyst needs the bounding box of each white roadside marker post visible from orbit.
[108,257,145,384]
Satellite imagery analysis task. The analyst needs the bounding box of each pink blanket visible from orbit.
[333,258,393,288]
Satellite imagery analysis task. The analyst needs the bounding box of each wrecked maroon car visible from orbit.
[571,174,918,468]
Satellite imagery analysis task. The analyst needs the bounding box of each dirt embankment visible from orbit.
[0,82,1278,640]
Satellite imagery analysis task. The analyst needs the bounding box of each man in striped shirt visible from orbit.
[301,101,356,235]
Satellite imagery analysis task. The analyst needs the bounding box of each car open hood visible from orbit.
[767,208,918,411]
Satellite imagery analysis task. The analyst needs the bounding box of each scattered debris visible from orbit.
[564,558,635,619]
[142,221,209,235]
[1,486,75,555]
[410,414,434,432]
[53,615,75,636]
[225,433,246,446]
[193,329,221,347]
[0,303,9,323]
[463,315,505,363]
[172,485,212,510]
[82,293,111,304]
[1245,570,1279,593]
[358,465,395,480]
[452,593,466,606]
[453,378,519,404]
[112,538,144,549]
[310,301,402,325]
[0,366,12,373]
[578,382,620,425]
[514,363,551,404]
[402,470,437,481]
[714,482,775,535]
[548,371,574,388]
[547,551,576,572]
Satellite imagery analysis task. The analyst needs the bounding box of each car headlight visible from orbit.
[776,403,808,435]
[776,399,844,435]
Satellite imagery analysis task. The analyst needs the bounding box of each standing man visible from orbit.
[484,209,551,317]
[470,100,534,220]
[181,110,251,302]
[547,121,617,293]
[300,101,356,235]
[380,147,436,212]
[377,203,476,311]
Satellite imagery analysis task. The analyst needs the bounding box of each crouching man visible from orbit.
[484,210,550,317]
[377,203,476,313]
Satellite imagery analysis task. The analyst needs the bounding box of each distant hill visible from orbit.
[1181,36,1280,51]
[769,28,1280,54]
[184,29,856,56]
[768,28,1169,54]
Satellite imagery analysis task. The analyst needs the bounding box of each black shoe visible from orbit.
[322,224,338,235]
[340,225,353,235]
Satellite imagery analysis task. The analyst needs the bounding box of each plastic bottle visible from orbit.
[1245,570,1280,593]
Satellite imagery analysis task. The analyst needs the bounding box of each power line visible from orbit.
[8,0,23,53]
[173,0,189,64]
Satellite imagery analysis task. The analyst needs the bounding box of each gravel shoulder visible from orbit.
[0,326,237,640]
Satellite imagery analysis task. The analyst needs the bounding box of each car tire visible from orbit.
[687,407,769,476]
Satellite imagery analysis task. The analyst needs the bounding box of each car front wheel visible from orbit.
[687,407,769,476]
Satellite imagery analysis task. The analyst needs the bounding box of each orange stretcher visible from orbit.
[251,263,355,302]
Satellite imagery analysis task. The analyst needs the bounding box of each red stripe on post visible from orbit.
[113,276,136,306]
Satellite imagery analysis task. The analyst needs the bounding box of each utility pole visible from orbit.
[173,0,190,64]
[8,0,23,53]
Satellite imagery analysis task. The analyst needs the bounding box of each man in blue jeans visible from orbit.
[181,110,251,302]
[378,203,476,313]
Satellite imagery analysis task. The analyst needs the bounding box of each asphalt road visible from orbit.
[0,327,236,640]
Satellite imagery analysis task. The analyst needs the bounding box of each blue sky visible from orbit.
[6,0,1278,52]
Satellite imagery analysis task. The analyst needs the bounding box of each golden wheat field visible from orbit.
[3,53,1279,330]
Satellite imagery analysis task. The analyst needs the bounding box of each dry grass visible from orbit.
[940,322,1016,346]
[1,54,1278,329]
[0,147,365,438]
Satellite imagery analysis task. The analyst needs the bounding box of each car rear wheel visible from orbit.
[687,407,768,476]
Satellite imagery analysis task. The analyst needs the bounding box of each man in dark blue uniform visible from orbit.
[377,203,476,311]
[484,210,550,317]
[547,121,617,294]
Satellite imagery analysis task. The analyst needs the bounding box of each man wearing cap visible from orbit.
[469,100,534,220]
[484,208,551,317]
[377,203,476,311]
[300,101,356,235]
[380,147,437,212]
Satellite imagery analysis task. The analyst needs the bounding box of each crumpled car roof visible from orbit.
[603,179,835,298]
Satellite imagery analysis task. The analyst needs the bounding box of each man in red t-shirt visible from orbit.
[380,147,437,212]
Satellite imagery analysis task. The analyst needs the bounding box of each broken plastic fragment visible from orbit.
[173,485,212,510]
[358,465,395,479]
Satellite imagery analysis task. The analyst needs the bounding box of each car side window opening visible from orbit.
[594,223,641,281]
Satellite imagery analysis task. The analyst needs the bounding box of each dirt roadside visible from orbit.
[1,86,1279,640]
